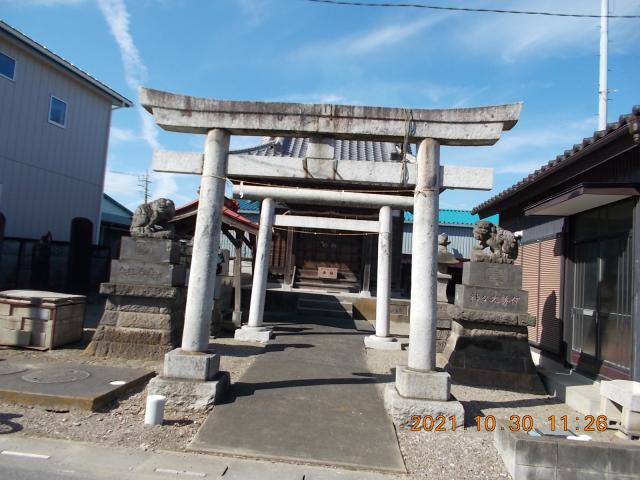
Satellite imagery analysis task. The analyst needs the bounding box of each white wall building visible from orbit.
[0,21,132,242]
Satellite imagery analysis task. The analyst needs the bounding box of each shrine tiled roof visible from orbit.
[230,137,412,162]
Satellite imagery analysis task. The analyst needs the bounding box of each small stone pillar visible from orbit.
[234,197,274,343]
[444,223,544,392]
[364,206,401,350]
[436,233,457,353]
[384,138,464,428]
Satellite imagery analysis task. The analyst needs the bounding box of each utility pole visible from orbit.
[598,0,609,131]
[138,170,152,204]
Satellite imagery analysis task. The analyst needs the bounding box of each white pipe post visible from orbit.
[408,139,440,371]
[181,129,230,352]
[376,206,392,338]
[598,0,608,131]
[144,394,166,426]
[247,197,275,328]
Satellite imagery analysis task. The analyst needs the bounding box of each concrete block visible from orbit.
[557,442,609,472]
[0,327,31,346]
[12,306,50,320]
[234,325,272,343]
[600,380,640,411]
[163,348,220,381]
[0,303,11,316]
[147,372,229,412]
[454,284,529,314]
[395,365,450,401]
[515,437,558,468]
[462,262,523,289]
[115,311,178,330]
[110,260,186,287]
[607,443,640,475]
[383,384,464,429]
[556,468,604,480]
[0,316,23,330]
[513,464,556,480]
[100,310,119,326]
[621,408,640,436]
[100,283,184,300]
[600,397,623,428]
[364,335,402,350]
[119,236,182,264]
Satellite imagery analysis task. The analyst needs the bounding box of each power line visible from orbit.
[303,0,640,19]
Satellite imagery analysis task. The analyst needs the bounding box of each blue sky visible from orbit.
[2,0,639,211]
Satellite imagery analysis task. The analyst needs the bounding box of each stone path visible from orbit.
[189,314,406,473]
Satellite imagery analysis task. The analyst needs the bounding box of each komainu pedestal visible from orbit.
[444,262,544,393]
[86,236,187,360]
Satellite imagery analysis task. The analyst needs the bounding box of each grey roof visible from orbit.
[231,137,413,162]
[473,105,640,215]
[0,21,133,107]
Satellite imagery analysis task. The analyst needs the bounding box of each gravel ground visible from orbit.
[365,347,634,480]
[0,300,265,452]
[0,302,635,478]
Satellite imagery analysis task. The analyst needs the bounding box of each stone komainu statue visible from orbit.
[130,198,176,239]
[470,220,518,264]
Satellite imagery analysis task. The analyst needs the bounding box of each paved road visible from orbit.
[190,314,406,473]
[0,435,398,479]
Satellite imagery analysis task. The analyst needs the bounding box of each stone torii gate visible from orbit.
[143,87,521,420]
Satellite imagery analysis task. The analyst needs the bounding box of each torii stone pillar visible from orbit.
[364,205,401,350]
[234,197,275,343]
[147,129,231,410]
[383,139,464,426]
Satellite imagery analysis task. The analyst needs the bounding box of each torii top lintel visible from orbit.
[140,87,522,147]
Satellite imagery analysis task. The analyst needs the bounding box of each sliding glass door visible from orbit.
[570,199,633,378]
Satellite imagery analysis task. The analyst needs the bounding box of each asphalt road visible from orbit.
[0,435,397,480]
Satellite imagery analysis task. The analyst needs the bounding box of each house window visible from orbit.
[0,52,16,80]
[49,96,67,127]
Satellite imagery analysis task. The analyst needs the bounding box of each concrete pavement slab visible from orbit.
[189,314,406,473]
[0,358,153,410]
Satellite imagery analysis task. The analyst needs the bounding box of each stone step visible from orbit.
[538,366,601,416]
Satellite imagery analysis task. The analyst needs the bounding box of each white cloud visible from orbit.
[97,0,161,151]
[103,169,139,198]
[109,126,138,143]
[151,172,190,206]
[235,0,271,27]
[292,14,445,60]
[455,0,640,62]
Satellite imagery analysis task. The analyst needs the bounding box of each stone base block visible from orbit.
[364,335,402,350]
[163,348,220,381]
[234,325,272,343]
[85,340,172,360]
[384,384,464,429]
[443,320,545,393]
[147,372,230,412]
[395,366,450,401]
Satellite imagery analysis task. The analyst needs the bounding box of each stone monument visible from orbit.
[444,221,543,392]
[436,233,456,353]
[86,199,188,360]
